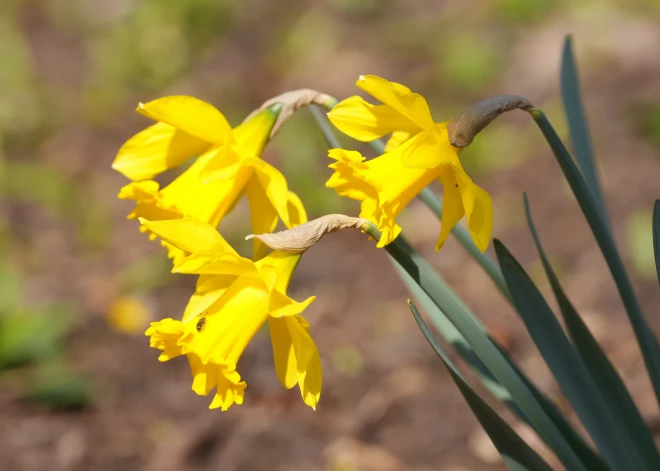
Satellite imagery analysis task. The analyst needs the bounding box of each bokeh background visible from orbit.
[1,0,660,470]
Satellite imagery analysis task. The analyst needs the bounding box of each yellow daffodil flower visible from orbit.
[113,96,302,260]
[141,218,322,411]
[326,75,493,251]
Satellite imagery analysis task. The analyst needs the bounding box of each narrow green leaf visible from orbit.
[560,36,607,221]
[495,239,637,471]
[360,228,590,471]
[396,262,526,420]
[531,110,660,409]
[524,194,660,468]
[654,200,660,286]
[394,250,609,471]
[408,300,554,471]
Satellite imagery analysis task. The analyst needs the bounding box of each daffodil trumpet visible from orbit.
[141,217,322,411]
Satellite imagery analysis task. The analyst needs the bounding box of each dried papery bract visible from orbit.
[246,214,370,253]
[246,89,338,138]
[447,95,537,148]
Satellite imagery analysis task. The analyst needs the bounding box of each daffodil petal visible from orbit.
[174,253,257,277]
[246,175,280,261]
[286,316,321,409]
[286,191,308,227]
[234,106,280,157]
[145,318,186,361]
[112,122,211,181]
[268,317,299,389]
[300,349,322,410]
[188,355,246,410]
[385,130,413,152]
[466,183,493,253]
[245,158,291,227]
[357,75,435,130]
[399,125,461,169]
[139,218,237,256]
[137,96,232,145]
[181,274,237,324]
[327,95,421,142]
[435,170,465,251]
[209,368,246,410]
[186,276,269,366]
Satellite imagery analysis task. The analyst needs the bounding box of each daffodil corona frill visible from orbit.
[113,96,304,260]
[326,75,493,252]
[142,218,321,411]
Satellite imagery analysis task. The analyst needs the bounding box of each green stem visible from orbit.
[531,109,660,409]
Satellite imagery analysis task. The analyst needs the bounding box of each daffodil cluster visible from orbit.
[113,77,493,411]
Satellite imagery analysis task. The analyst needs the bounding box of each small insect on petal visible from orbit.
[196,316,207,333]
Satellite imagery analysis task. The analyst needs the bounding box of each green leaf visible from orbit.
[524,194,660,468]
[408,300,554,471]
[393,241,609,471]
[365,231,591,471]
[560,36,607,221]
[531,110,660,410]
[654,200,660,286]
[396,261,526,420]
[495,239,638,471]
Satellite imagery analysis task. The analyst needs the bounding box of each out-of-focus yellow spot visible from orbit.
[107,296,151,334]
[332,344,364,377]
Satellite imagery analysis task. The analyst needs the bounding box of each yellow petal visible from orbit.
[183,276,270,366]
[435,170,465,251]
[268,317,299,389]
[326,148,376,202]
[300,349,322,410]
[245,158,291,227]
[246,175,280,261]
[256,251,302,293]
[385,130,413,152]
[327,139,459,247]
[112,122,211,181]
[233,106,280,157]
[160,148,253,226]
[400,124,461,169]
[286,316,321,409]
[139,218,237,256]
[466,183,493,253]
[181,274,237,324]
[327,95,420,142]
[145,318,186,361]
[137,96,232,145]
[286,191,308,227]
[174,252,257,277]
[188,355,246,410]
[268,316,322,409]
[357,75,435,131]
[208,368,246,410]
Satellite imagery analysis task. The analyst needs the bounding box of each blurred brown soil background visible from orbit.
[1,1,660,470]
